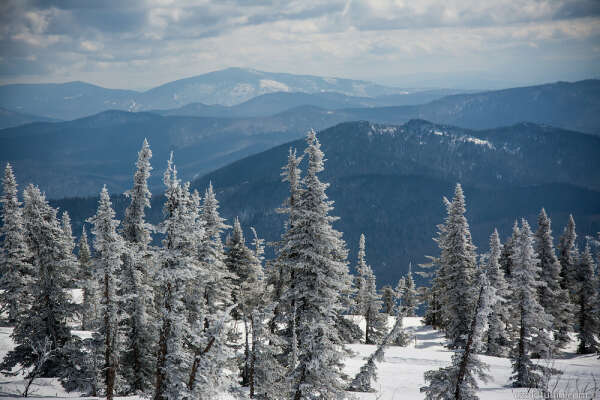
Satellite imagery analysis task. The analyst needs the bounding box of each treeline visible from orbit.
[420,184,600,398]
[0,131,598,400]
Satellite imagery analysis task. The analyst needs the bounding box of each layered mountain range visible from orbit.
[1,79,598,199]
[0,68,416,121]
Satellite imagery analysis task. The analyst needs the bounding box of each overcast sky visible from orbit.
[1,0,599,90]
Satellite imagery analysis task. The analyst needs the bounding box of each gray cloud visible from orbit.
[0,0,598,89]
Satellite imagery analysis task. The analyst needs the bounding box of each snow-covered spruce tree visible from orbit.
[225,217,265,386]
[421,270,496,400]
[88,186,125,400]
[381,286,396,316]
[250,301,288,399]
[60,211,78,287]
[187,303,238,400]
[499,221,519,279]
[534,209,573,351]
[348,311,407,392]
[422,197,451,330]
[353,233,369,315]
[484,229,512,357]
[354,234,387,344]
[401,263,419,317]
[574,241,599,354]
[509,219,553,388]
[440,183,478,348]
[153,155,198,400]
[1,184,76,376]
[558,215,578,300]
[247,228,288,399]
[78,227,97,331]
[395,277,405,312]
[283,130,352,399]
[0,163,33,324]
[266,147,303,362]
[198,182,233,323]
[120,138,155,394]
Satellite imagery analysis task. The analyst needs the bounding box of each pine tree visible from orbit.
[423,197,451,329]
[421,270,496,400]
[266,148,304,365]
[574,241,599,354]
[154,155,198,400]
[440,184,478,348]
[354,234,387,344]
[88,186,125,400]
[188,304,238,400]
[401,263,419,317]
[534,209,573,351]
[510,219,553,388]
[250,302,288,399]
[558,215,578,300]
[1,184,76,377]
[198,182,233,321]
[225,217,265,386]
[283,130,352,399]
[78,227,96,331]
[484,229,512,357]
[120,138,155,394]
[354,234,369,315]
[0,163,33,324]
[499,221,519,279]
[381,286,396,316]
[60,211,78,288]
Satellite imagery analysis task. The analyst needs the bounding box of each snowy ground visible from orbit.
[345,317,600,400]
[0,315,598,399]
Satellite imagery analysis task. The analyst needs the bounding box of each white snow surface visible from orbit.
[259,79,290,92]
[0,316,598,399]
[463,136,495,149]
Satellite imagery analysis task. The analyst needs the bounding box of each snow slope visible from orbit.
[1,316,598,399]
[345,317,600,400]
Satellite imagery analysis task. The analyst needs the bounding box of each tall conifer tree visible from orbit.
[509,220,553,388]
[355,234,387,344]
[440,184,478,348]
[401,263,419,317]
[0,163,33,324]
[88,186,125,400]
[534,209,573,351]
[558,215,578,300]
[283,130,352,399]
[120,139,155,394]
[484,229,512,357]
[574,241,599,354]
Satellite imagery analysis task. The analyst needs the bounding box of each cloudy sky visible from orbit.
[1,0,599,90]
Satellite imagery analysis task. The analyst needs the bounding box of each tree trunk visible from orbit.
[454,286,484,400]
[104,271,115,400]
[242,317,250,386]
[153,283,171,400]
[249,317,256,398]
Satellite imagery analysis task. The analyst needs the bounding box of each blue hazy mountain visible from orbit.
[0,68,408,120]
[151,89,467,118]
[342,79,600,135]
[0,107,59,129]
[0,81,138,120]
